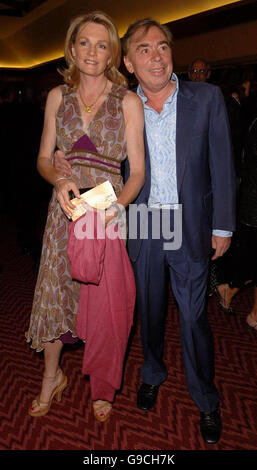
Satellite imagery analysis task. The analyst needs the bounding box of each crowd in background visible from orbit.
[0,83,50,265]
[186,59,257,327]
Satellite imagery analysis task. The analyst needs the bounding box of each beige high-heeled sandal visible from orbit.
[215,284,237,315]
[29,368,67,417]
[93,400,112,422]
[246,314,257,332]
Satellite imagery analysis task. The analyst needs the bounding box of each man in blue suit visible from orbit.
[122,18,236,444]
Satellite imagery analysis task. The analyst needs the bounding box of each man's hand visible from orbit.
[211,235,231,260]
[54,150,72,178]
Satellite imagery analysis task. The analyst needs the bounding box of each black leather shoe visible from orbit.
[200,408,222,444]
[137,382,159,410]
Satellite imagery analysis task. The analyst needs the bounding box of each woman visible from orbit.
[219,66,251,180]
[25,11,145,421]
[215,117,257,323]
[211,66,252,312]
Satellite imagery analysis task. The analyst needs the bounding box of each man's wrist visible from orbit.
[212,229,232,237]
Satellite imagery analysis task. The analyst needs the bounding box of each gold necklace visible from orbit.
[78,79,108,113]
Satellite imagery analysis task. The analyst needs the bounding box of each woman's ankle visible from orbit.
[43,367,60,379]
[250,309,257,322]
[218,284,239,307]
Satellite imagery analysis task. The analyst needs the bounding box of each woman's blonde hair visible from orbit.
[60,11,127,88]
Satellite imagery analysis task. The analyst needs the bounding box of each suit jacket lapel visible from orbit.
[176,82,197,196]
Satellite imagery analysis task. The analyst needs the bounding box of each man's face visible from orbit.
[188,59,210,82]
[124,26,173,94]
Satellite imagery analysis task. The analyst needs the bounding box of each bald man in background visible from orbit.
[188,58,211,83]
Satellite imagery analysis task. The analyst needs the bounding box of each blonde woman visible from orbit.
[26,11,145,422]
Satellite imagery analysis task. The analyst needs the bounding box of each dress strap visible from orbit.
[60,83,74,97]
[109,84,129,102]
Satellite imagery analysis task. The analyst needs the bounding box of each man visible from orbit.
[54,18,235,445]
[188,57,211,82]
[122,19,235,445]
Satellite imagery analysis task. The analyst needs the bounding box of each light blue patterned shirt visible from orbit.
[138,73,179,207]
[137,73,232,237]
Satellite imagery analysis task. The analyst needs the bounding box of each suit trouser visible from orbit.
[132,209,219,412]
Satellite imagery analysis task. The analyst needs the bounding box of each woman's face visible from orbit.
[71,22,111,78]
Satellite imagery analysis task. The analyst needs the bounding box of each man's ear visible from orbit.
[123,55,134,74]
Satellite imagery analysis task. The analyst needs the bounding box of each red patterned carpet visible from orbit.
[0,214,257,451]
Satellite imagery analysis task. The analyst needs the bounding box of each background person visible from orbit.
[212,66,253,312]
[188,57,211,82]
[214,117,257,321]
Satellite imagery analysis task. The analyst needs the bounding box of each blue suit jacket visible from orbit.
[125,80,236,262]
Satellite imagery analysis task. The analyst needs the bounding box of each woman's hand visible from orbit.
[55,178,80,219]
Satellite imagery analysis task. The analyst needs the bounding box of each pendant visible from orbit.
[85,106,91,113]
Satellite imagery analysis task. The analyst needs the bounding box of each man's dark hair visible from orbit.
[122,18,173,56]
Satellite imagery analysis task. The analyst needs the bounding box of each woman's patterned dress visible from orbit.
[26,83,128,352]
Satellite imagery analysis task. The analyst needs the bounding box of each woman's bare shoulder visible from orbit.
[45,86,63,114]
[47,85,63,102]
[123,90,142,105]
[122,90,143,117]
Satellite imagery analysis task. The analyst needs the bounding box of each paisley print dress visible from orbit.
[26,83,128,352]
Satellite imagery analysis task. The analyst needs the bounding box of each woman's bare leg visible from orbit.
[30,339,64,411]
[217,284,239,308]
[250,287,257,321]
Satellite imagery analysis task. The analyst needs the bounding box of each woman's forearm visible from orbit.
[116,170,145,209]
[37,156,65,186]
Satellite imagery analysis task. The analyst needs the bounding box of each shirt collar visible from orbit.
[137,73,179,104]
